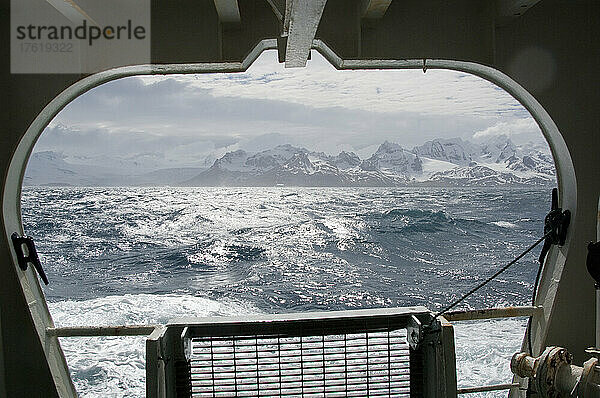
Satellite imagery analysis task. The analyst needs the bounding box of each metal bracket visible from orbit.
[407,315,423,350]
[539,188,571,265]
[181,327,191,362]
[587,241,600,285]
[10,232,49,285]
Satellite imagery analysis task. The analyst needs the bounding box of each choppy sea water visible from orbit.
[22,187,549,397]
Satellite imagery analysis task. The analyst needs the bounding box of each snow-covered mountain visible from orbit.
[184,144,405,186]
[24,151,121,186]
[427,165,553,186]
[413,138,480,166]
[184,136,554,187]
[413,136,534,166]
[480,135,519,163]
[505,151,555,175]
[25,136,555,187]
[409,136,555,184]
[24,151,205,186]
[361,141,423,174]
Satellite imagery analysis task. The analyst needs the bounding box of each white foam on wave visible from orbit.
[49,294,261,397]
[454,318,527,397]
[491,221,519,229]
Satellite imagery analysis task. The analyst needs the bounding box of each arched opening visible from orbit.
[4,42,577,396]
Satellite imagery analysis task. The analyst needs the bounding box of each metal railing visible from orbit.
[47,305,540,397]
[443,306,542,322]
[457,383,520,394]
[46,324,158,337]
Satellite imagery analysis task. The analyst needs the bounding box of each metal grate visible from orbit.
[189,329,410,398]
[146,307,457,398]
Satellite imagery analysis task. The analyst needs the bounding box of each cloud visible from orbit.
[38,49,546,169]
[138,50,531,119]
[472,118,542,143]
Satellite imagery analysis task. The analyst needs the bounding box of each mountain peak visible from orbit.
[273,144,301,150]
[479,135,517,163]
[333,151,361,170]
[212,149,249,171]
[412,137,479,166]
[364,141,422,174]
[376,141,403,154]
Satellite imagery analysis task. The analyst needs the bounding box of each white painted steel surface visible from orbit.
[284,0,327,67]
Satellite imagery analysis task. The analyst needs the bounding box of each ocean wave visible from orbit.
[188,240,265,265]
[49,293,258,327]
[23,187,547,396]
[49,294,260,398]
[491,221,519,229]
[370,208,487,234]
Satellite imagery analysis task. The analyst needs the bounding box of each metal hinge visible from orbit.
[11,232,49,285]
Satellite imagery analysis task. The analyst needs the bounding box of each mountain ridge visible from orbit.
[25,136,555,187]
[184,136,554,187]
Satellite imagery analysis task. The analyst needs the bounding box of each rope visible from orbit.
[430,231,552,324]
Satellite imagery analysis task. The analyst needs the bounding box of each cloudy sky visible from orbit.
[37,50,547,169]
